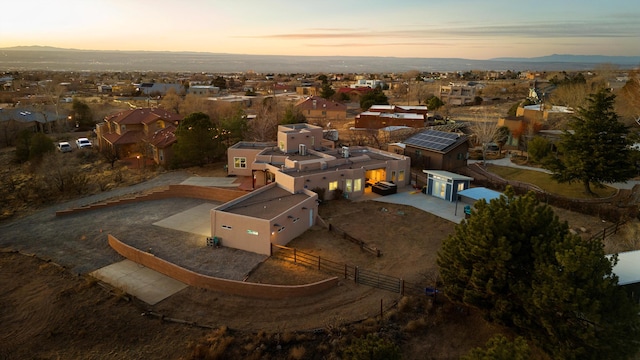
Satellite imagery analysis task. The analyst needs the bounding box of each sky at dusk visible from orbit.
[2,0,639,59]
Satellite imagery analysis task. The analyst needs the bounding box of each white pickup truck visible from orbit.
[75,137,92,149]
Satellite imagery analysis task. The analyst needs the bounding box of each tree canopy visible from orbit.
[544,89,636,195]
[172,112,221,167]
[359,87,389,110]
[437,187,640,359]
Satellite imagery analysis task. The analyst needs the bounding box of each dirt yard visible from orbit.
[2,115,637,358]
[3,190,632,359]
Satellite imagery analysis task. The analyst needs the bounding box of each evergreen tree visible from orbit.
[359,87,389,110]
[437,187,640,359]
[172,112,218,167]
[72,99,94,129]
[320,83,335,99]
[545,89,635,195]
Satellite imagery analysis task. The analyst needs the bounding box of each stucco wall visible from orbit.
[56,185,247,217]
[108,234,338,299]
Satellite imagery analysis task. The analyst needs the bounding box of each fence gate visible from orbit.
[355,267,402,293]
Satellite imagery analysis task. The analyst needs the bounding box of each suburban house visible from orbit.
[336,86,373,101]
[294,96,347,125]
[217,123,411,255]
[397,129,469,171]
[187,85,220,96]
[0,108,67,146]
[350,79,385,89]
[355,105,429,129]
[137,83,185,96]
[95,108,183,165]
[517,104,573,123]
[438,83,481,105]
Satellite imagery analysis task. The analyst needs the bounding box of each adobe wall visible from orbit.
[56,184,247,216]
[108,234,338,299]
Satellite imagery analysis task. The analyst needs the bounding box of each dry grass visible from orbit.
[486,164,617,198]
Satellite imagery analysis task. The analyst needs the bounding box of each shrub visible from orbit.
[342,333,401,360]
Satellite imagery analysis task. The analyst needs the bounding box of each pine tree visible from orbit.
[437,186,640,359]
[545,89,635,195]
[172,112,218,167]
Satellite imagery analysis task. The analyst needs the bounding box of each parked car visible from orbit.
[75,137,92,149]
[57,142,72,153]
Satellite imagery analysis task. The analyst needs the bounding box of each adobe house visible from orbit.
[402,129,469,171]
[95,108,183,166]
[217,123,411,255]
[355,104,429,129]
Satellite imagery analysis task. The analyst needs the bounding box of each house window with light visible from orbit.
[345,179,353,193]
[354,178,362,192]
[398,170,405,182]
[234,157,247,169]
[329,181,338,191]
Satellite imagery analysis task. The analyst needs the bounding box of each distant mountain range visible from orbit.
[1,46,638,73]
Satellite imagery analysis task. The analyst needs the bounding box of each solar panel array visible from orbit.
[404,130,460,151]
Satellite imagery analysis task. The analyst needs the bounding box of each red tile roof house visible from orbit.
[95,108,183,166]
[214,123,411,255]
[294,96,347,125]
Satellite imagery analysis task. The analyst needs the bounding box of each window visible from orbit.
[415,149,422,156]
[247,230,258,235]
[278,226,285,233]
[457,182,465,192]
[234,157,247,168]
[222,225,232,230]
[279,141,285,151]
[398,170,405,182]
[457,152,464,160]
[354,178,362,192]
[345,179,353,193]
[329,181,338,191]
[391,171,396,182]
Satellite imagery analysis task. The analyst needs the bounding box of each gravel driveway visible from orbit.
[0,171,266,279]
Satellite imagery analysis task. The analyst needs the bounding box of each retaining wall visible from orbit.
[108,234,339,299]
[56,184,247,216]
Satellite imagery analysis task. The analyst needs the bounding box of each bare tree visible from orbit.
[246,98,280,141]
[159,87,182,114]
[469,115,499,165]
[618,70,640,126]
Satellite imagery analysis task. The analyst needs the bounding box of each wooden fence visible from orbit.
[272,244,427,296]
[327,223,381,257]
[590,221,626,242]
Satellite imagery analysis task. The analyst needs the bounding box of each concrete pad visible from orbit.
[153,202,216,236]
[371,189,466,224]
[90,260,188,305]
[180,177,239,187]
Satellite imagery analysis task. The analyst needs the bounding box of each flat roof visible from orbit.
[221,186,310,220]
[457,187,502,201]
[608,250,640,286]
[424,170,473,181]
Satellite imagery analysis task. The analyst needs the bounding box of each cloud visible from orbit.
[241,20,639,41]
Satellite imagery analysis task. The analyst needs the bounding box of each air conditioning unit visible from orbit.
[342,146,349,158]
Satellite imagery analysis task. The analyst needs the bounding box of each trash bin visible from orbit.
[464,205,471,219]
